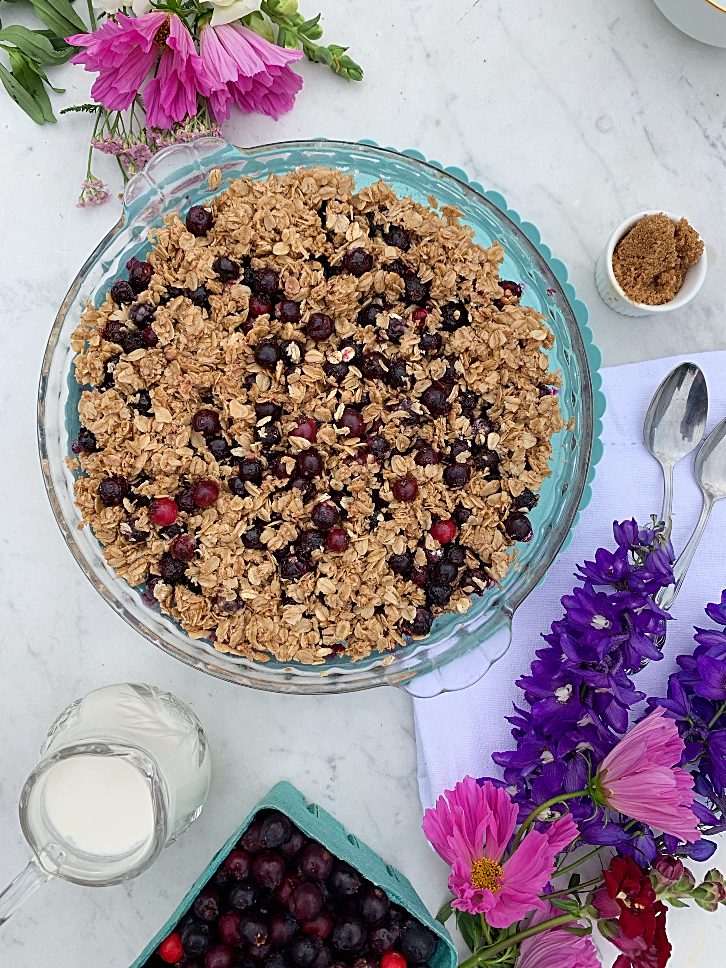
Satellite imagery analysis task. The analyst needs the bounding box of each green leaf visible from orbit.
[7,46,55,120]
[20,52,64,92]
[455,910,483,953]
[0,25,68,63]
[60,101,98,113]
[568,873,581,889]
[0,59,46,122]
[27,0,86,39]
[668,897,690,908]
[435,900,452,924]
[549,896,581,916]
[297,13,320,32]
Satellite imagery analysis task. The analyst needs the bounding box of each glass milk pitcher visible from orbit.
[0,683,211,924]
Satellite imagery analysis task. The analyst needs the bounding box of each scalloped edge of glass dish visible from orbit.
[355,139,606,547]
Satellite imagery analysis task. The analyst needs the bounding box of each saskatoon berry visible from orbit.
[361,351,389,382]
[268,955,293,968]
[314,945,332,968]
[280,555,308,581]
[256,401,283,422]
[252,850,286,889]
[433,560,458,584]
[269,911,299,947]
[331,917,366,954]
[241,819,265,853]
[279,828,306,859]
[461,568,489,595]
[368,436,389,460]
[419,331,442,354]
[242,524,263,549]
[324,360,349,382]
[290,882,324,920]
[389,551,413,577]
[186,206,214,236]
[426,583,452,607]
[205,944,235,968]
[291,417,318,442]
[513,488,538,510]
[213,256,240,282]
[445,544,466,567]
[141,325,158,347]
[261,811,293,849]
[300,843,334,881]
[98,475,129,507]
[255,340,280,369]
[191,479,219,508]
[290,936,323,968]
[339,407,366,437]
[443,463,471,489]
[421,382,450,417]
[193,890,220,923]
[325,528,348,553]
[252,267,279,295]
[296,449,323,479]
[240,458,264,485]
[302,913,334,940]
[192,409,222,438]
[240,914,269,948]
[110,279,134,305]
[208,436,231,462]
[119,331,145,354]
[249,943,273,962]
[182,922,210,957]
[275,873,300,906]
[414,445,439,467]
[249,294,273,318]
[392,475,418,502]
[129,302,154,327]
[276,300,302,324]
[402,607,434,637]
[307,312,335,341]
[188,286,210,308]
[440,301,469,331]
[360,886,390,924]
[311,501,339,531]
[257,424,282,449]
[358,303,383,327]
[382,225,411,250]
[343,248,373,276]
[368,920,401,955]
[404,275,428,305]
[129,261,153,293]
[401,921,438,963]
[176,488,196,514]
[330,863,361,897]
[504,511,533,542]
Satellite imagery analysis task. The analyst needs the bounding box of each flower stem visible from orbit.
[512,790,589,850]
[556,846,604,876]
[543,875,602,899]
[86,0,96,30]
[709,701,726,729]
[458,914,577,967]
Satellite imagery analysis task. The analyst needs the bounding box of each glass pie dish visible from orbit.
[38,138,604,696]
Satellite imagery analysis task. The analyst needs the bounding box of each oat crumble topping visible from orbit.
[70,167,562,663]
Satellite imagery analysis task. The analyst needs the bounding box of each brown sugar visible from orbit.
[612,213,704,305]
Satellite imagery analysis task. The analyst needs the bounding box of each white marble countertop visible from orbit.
[1,1,725,965]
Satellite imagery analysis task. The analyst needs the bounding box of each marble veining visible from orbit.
[0,1,724,965]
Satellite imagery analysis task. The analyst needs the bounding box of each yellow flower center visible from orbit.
[470,857,504,892]
[154,17,171,46]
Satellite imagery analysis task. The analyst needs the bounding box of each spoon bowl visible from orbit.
[643,362,708,524]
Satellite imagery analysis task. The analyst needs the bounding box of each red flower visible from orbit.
[594,856,672,968]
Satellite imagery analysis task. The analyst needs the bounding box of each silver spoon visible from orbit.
[644,362,708,525]
[657,416,726,611]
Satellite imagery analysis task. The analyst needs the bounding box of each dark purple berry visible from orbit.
[252,267,280,296]
[304,914,334,942]
[300,843,334,881]
[251,850,285,890]
[213,256,240,282]
[110,279,134,305]
[191,479,219,507]
[461,568,489,595]
[228,881,256,911]
[500,279,523,300]
[443,463,471,489]
[141,325,158,347]
[296,449,323,478]
[176,488,196,514]
[368,436,389,460]
[186,206,214,236]
[242,524,263,549]
[192,408,222,438]
[193,890,220,923]
[256,401,283,422]
[255,340,280,370]
[324,360,349,382]
[257,424,282,449]
[389,551,413,577]
[473,447,500,475]
[368,920,401,954]
[504,511,533,542]
[158,552,187,583]
[280,555,308,581]
[361,352,389,381]
[330,863,361,898]
[401,921,438,963]
[77,427,97,453]
[445,544,466,566]
[343,249,373,276]
[279,828,306,859]
[240,458,264,485]
[326,527,348,552]
[311,501,339,531]
[298,529,326,554]
[426,582,452,607]
[433,559,458,584]
[129,302,154,327]
[260,811,293,849]
[306,312,335,341]
[119,330,145,354]
[404,275,428,305]
[419,331,442,354]
[249,294,273,318]
[360,887,390,925]
[276,299,301,324]
[421,382,450,417]
[513,488,538,510]
[358,303,383,327]
[402,607,434,637]
[392,475,418,502]
[129,261,153,293]
[98,475,129,506]
[182,922,210,956]
[339,408,366,437]
[188,285,210,308]
[414,444,439,466]
[458,390,478,416]
[290,883,324,921]
[240,914,269,948]
[331,917,366,954]
[206,944,235,968]
[208,436,231,461]
[102,321,126,344]
[440,301,469,331]
[382,225,411,250]
[290,936,322,968]
[387,316,406,343]
[269,912,298,947]
[170,535,196,562]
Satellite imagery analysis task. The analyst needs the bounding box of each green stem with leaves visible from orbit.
[458,914,577,968]
[511,790,590,851]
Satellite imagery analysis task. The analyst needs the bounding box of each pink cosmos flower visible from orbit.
[422,777,579,928]
[517,905,601,968]
[67,13,211,128]
[200,23,303,124]
[596,707,700,843]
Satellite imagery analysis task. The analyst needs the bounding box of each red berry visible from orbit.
[290,417,318,442]
[381,954,407,968]
[158,932,184,964]
[191,479,220,508]
[141,325,159,347]
[338,408,366,438]
[170,534,196,561]
[149,497,179,527]
[392,475,418,502]
[412,307,428,324]
[430,519,457,544]
[325,528,349,553]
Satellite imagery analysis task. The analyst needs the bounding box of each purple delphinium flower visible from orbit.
[647,592,726,858]
[491,520,675,854]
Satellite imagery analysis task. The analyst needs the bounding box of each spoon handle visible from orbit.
[660,462,674,527]
[658,495,714,611]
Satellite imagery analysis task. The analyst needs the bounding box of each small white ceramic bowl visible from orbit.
[595,210,707,318]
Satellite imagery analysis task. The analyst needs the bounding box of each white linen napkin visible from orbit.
[414,351,726,811]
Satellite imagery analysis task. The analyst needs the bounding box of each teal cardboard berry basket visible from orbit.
[131,781,458,968]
